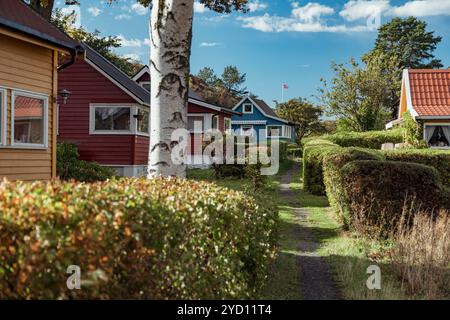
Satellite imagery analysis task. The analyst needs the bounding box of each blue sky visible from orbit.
[55,0,450,107]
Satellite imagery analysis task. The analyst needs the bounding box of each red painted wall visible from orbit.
[58,58,148,165]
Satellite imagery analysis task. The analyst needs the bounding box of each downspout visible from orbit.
[57,45,83,71]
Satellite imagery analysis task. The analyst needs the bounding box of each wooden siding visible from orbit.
[58,58,146,165]
[0,32,56,181]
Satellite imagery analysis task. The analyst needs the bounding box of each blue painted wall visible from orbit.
[231,98,296,143]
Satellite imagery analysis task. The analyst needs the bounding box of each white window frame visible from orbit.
[11,90,49,149]
[423,123,450,149]
[243,103,253,114]
[212,115,219,130]
[284,125,292,139]
[0,87,6,146]
[266,125,283,138]
[224,117,232,134]
[241,124,254,136]
[90,104,150,136]
[187,113,212,133]
[139,81,150,91]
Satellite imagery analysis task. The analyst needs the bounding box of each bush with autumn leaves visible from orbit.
[0,178,277,299]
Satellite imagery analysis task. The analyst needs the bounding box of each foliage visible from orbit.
[323,148,385,228]
[196,65,248,99]
[364,17,443,70]
[339,160,450,234]
[275,98,323,142]
[302,139,341,195]
[363,17,443,114]
[320,55,401,131]
[197,67,222,87]
[383,149,450,186]
[57,142,114,182]
[403,111,426,147]
[324,128,404,149]
[51,9,143,76]
[0,177,276,299]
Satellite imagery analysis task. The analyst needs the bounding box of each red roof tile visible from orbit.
[0,0,78,51]
[408,69,450,117]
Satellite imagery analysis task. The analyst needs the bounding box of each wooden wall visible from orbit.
[0,32,56,180]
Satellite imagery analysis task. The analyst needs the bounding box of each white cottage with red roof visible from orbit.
[387,69,450,148]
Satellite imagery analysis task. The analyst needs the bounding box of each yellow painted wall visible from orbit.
[0,32,57,180]
[399,79,407,118]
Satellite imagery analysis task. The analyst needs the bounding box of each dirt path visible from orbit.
[279,163,341,300]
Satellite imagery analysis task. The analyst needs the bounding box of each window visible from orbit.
[212,115,219,130]
[224,118,231,134]
[0,88,6,145]
[12,92,48,147]
[94,106,131,132]
[267,125,282,138]
[243,103,253,114]
[424,125,450,148]
[283,125,292,138]
[188,116,204,132]
[137,107,149,134]
[140,82,150,91]
[241,125,253,136]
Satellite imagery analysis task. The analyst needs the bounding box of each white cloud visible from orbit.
[115,14,132,20]
[131,3,148,15]
[248,1,268,12]
[200,42,223,47]
[389,0,450,17]
[61,6,81,28]
[194,1,208,13]
[340,0,390,21]
[292,2,334,23]
[87,6,102,17]
[118,35,146,47]
[123,53,141,61]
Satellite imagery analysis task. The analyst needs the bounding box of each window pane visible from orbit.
[142,83,150,91]
[212,116,218,130]
[188,116,204,131]
[95,107,130,131]
[244,104,252,112]
[137,108,149,133]
[267,126,282,137]
[14,95,44,144]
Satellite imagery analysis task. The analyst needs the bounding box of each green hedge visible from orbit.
[303,129,404,150]
[383,149,450,186]
[57,142,114,182]
[0,178,277,299]
[323,148,385,227]
[302,139,341,195]
[325,128,404,149]
[340,160,450,234]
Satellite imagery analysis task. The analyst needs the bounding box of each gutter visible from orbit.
[57,45,84,71]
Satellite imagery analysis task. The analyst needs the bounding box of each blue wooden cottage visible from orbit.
[231,96,296,142]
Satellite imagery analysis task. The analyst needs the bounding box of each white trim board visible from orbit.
[232,96,290,124]
[0,87,6,146]
[132,66,150,82]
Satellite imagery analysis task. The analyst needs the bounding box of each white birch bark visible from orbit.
[148,0,194,178]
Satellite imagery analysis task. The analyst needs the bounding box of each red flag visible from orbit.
[283,84,289,89]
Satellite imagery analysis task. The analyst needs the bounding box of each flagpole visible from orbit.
[281,84,284,103]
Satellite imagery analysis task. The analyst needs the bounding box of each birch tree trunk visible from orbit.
[148,0,194,178]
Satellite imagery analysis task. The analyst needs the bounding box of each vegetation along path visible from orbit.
[269,162,341,300]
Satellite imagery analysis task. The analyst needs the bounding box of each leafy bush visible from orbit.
[383,149,450,187]
[403,111,426,147]
[0,178,277,299]
[57,142,114,182]
[339,160,450,234]
[325,128,404,149]
[302,139,340,195]
[323,148,385,227]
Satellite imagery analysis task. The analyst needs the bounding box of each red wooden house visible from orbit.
[58,46,238,176]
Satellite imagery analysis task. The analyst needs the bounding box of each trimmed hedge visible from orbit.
[57,142,114,182]
[383,149,450,187]
[0,178,277,299]
[303,128,404,150]
[302,139,340,195]
[340,160,450,233]
[323,148,385,227]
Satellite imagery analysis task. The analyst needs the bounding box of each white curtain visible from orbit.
[425,126,436,143]
[441,126,450,144]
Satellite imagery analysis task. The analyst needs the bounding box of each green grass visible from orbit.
[293,164,410,300]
